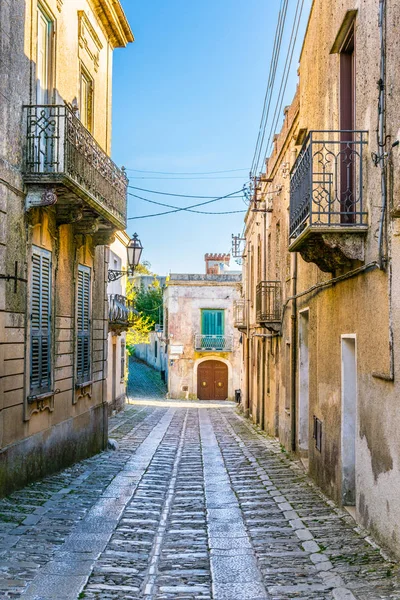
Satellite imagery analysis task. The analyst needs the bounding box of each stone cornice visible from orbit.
[89,0,134,48]
[115,229,130,246]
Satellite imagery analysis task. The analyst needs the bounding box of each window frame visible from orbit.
[80,64,94,133]
[120,340,125,382]
[36,4,55,104]
[201,309,225,336]
[76,264,92,384]
[30,246,52,395]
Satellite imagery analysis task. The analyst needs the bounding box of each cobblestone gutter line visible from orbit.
[215,408,400,600]
[199,409,269,600]
[143,410,189,598]
[19,408,176,599]
[83,409,212,600]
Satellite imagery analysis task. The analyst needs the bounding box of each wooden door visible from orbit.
[197,360,228,400]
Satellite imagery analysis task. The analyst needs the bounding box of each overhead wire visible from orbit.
[127,175,248,180]
[125,168,248,175]
[127,188,248,220]
[128,185,244,199]
[250,0,288,178]
[128,191,247,215]
[261,0,305,164]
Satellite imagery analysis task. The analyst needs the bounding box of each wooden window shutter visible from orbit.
[77,265,91,383]
[121,340,125,380]
[30,247,52,393]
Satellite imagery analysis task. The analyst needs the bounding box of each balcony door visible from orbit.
[201,309,224,350]
[340,25,355,223]
[37,6,53,104]
[197,360,228,401]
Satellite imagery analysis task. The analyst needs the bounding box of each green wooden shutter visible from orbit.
[30,247,52,393]
[201,310,224,335]
[77,265,91,383]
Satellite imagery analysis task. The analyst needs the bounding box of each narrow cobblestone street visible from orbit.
[0,391,399,599]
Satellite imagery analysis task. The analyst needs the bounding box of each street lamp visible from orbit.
[108,233,143,282]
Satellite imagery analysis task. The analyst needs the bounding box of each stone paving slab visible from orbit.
[0,393,399,599]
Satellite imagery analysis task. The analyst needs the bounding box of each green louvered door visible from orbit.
[201,309,224,350]
[77,265,91,383]
[30,247,52,393]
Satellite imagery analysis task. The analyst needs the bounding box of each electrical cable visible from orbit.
[128,176,248,180]
[129,192,246,215]
[127,188,247,220]
[251,0,285,175]
[128,192,247,215]
[128,185,244,199]
[250,0,288,178]
[261,0,304,165]
[125,168,248,175]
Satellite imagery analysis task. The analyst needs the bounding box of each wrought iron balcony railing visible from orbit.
[233,299,246,330]
[108,294,134,332]
[256,281,282,327]
[23,105,128,229]
[289,130,368,244]
[194,334,233,352]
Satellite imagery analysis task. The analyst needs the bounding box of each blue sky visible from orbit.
[112,1,311,275]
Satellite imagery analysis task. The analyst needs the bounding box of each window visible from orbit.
[201,310,224,336]
[30,247,52,394]
[77,265,91,383]
[154,340,158,359]
[37,6,53,104]
[80,67,94,133]
[121,340,125,381]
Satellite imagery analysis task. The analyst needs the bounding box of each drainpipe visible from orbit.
[244,245,251,418]
[261,208,267,430]
[377,0,387,270]
[290,252,298,452]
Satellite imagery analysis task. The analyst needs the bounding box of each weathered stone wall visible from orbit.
[0,0,132,495]
[241,0,400,558]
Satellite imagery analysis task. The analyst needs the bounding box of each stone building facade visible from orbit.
[107,231,132,414]
[237,0,400,558]
[164,258,241,401]
[0,0,133,494]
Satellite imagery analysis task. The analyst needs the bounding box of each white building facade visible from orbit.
[106,231,131,413]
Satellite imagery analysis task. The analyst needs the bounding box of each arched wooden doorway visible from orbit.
[197,360,228,400]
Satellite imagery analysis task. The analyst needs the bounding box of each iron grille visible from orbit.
[290,130,368,241]
[256,281,281,324]
[194,334,233,352]
[108,294,134,328]
[233,299,246,329]
[23,105,128,228]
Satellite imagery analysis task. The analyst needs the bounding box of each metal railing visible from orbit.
[108,294,134,328]
[233,299,246,329]
[290,130,368,241]
[256,281,281,324]
[23,105,128,228]
[194,334,233,352]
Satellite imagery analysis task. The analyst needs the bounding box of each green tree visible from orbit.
[125,265,164,354]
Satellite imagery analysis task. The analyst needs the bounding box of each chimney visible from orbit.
[205,253,231,275]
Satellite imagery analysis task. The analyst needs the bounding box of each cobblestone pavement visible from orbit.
[0,403,399,599]
[127,358,167,400]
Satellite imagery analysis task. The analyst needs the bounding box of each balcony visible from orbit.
[233,299,246,331]
[23,105,128,235]
[256,281,281,331]
[108,294,135,334]
[194,334,233,352]
[289,131,368,272]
